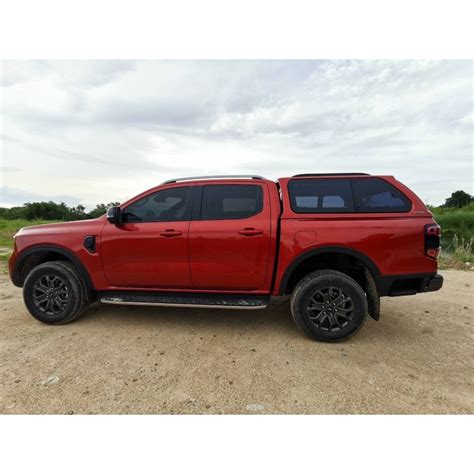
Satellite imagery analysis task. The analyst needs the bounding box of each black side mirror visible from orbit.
[107,206,121,224]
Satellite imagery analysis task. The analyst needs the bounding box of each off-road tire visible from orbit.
[23,261,89,324]
[290,270,368,342]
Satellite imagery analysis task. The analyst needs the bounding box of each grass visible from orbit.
[438,235,473,270]
[430,204,474,269]
[0,219,54,248]
[0,220,56,271]
[431,203,474,250]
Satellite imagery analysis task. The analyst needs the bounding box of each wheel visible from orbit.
[23,261,89,324]
[290,270,368,342]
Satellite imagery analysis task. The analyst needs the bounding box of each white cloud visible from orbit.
[1,60,472,208]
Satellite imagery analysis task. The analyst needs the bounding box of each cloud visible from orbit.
[1,59,136,89]
[0,185,81,208]
[1,60,472,207]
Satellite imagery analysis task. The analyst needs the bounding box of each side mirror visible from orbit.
[106,206,121,224]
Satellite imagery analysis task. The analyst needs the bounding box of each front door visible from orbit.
[101,185,193,288]
[189,183,271,291]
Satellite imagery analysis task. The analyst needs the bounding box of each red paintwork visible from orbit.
[274,176,438,294]
[189,207,270,291]
[9,175,438,295]
[188,181,279,291]
[9,218,109,289]
[101,219,192,288]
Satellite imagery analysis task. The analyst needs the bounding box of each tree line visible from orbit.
[0,201,120,221]
[0,190,472,222]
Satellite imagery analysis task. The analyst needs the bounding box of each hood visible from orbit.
[15,218,104,238]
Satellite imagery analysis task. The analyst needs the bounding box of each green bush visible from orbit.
[431,204,474,252]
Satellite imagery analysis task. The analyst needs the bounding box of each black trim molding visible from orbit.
[12,244,94,290]
[376,272,443,296]
[278,246,381,295]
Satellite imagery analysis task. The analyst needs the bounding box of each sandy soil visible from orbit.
[0,270,472,414]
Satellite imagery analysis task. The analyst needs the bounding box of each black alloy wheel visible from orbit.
[306,286,355,332]
[32,274,70,315]
[290,270,368,342]
[23,261,89,324]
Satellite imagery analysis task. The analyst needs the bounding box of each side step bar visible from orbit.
[100,291,270,310]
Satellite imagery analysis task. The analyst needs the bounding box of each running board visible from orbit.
[99,291,270,310]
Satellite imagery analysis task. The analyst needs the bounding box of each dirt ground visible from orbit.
[0,270,472,414]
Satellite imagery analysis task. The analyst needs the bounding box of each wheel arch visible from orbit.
[279,246,381,296]
[12,244,94,292]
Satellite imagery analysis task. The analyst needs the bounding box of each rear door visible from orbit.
[189,183,271,290]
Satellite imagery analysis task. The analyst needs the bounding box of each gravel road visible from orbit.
[0,270,472,414]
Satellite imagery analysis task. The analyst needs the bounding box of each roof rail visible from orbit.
[161,175,266,185]
[292,173,370,177]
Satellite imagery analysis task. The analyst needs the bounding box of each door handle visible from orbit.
[238,228,263,236]
[160,229,182,237]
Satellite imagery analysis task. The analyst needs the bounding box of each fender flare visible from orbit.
[12,244,94,291]
[278,246,381,295]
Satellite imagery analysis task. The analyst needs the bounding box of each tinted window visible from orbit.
[201,185,263,220]
[122,187,190,222]
[352,178,411,212]
[288,179,354,213]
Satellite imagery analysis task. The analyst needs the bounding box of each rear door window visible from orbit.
[200,185,263,220]
[352,178,411,212]
[288,179,354,213]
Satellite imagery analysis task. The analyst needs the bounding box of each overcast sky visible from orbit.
[1,60,472,208]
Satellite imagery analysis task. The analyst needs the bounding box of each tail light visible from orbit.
[425,224,441,259]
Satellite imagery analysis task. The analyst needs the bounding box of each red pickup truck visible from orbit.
[9,173,443,341]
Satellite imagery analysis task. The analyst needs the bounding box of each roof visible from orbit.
[161,175,266,184]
